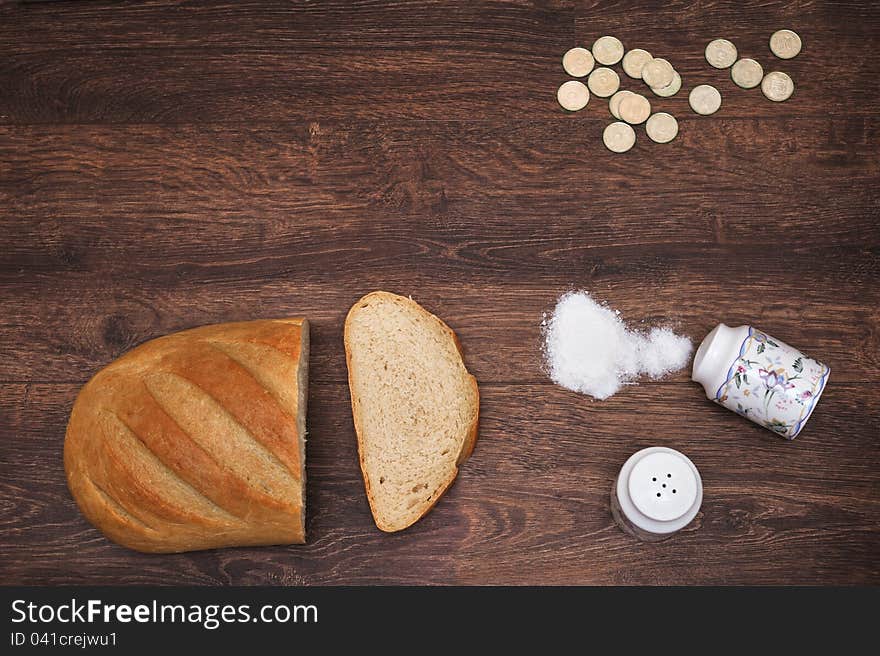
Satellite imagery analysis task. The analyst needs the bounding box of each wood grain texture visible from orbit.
[2,382,877,585]
[2,280,878,386]
[0,1,877,123]
[2,121,878,236]
[0,0,878,585]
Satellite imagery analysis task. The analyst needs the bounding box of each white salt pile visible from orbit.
[542,291,693,400]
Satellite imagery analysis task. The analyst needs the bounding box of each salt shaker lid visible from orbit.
[692,323,750,400]
[616,447,702,535]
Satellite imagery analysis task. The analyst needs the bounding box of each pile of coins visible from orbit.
[557,29,802,153]
[704,30,799,103]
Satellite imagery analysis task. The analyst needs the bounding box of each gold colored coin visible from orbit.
[642,58,674,89]
[557,80,590,111]
[761,71,794,102]
[603,121,636,153]
[705,38,738,68]
[587,67,620,97]
[609,90,633,119]
[651,71,682,97]
[622,48,653,79]
[731,58,764,89]
[689,84,722,115]
[562,47,595,77]
[618,92,651,125]
[770,29,802,59]
[592,35,625,65]
[645,112,679,143]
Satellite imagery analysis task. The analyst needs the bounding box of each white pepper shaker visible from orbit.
[611,447,703,542]
[692,324,830,439]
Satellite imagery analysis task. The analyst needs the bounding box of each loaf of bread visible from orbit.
[64,319,309,553]
[344,292,479,532]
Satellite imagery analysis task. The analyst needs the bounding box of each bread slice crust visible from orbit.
[344,291,479,532]
[64,318,309,553]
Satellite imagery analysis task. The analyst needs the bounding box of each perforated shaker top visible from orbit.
[628,451,699,522]
[614,446,703,536]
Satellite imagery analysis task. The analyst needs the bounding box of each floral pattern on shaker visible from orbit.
[715,327,830,439]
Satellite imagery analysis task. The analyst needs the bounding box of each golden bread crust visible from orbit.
[64,319,308,553]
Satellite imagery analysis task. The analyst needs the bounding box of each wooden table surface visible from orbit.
[1,1,878,586]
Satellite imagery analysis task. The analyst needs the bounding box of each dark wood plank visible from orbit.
[2,120,878,243]
[0,0,576,54]
[1,382,877,585]
[0,1,876,122]
[0,1,574,124]
[1,271,878,385]
[1,121,876,382]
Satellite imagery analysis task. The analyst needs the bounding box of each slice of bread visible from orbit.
[344,292,479,532]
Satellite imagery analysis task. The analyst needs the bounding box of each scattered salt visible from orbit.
[542,291,693,400]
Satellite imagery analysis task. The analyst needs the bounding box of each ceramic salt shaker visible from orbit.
[692,324,830,439]
[611,447,703,542]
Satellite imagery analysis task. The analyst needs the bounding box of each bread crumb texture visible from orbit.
[346,292,479,532]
